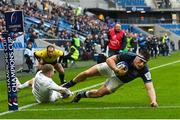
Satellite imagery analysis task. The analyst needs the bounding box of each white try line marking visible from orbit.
[149,60,180,70]
[0,103,38,116]
[21,105,180,111]
[0,60,180,116]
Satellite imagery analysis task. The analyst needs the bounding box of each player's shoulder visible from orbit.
[41,49,47,53]
[35,71,42,78]
[139,64,150,73]
[35,49,46,54]
[54,49,64,56]
[126,51,136,56]
[119,51,136,57]
[35,71,52,82]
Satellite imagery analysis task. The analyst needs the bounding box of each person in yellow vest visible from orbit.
[62,41,79,68]
[72,34,80,50]
[162,33,170,56]
[162,33,168,44]
[34,45,66,84]
[75,6,82,16]
[125,33,134,52]
[42,0,49,13]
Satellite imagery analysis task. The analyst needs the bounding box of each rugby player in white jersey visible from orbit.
[16,64,72,103]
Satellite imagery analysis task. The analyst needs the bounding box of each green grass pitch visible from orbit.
[0,51,180,119]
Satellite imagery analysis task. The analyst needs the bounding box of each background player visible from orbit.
[34,45,66,84]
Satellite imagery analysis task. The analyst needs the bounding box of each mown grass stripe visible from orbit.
[21,105,180,111]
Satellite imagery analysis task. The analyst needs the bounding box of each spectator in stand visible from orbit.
[107,23,127,57]
[42,0,49,13]
[92,34,101,45]
[74,5,82,16]
[25,28,38,43]
[82,35,93,60]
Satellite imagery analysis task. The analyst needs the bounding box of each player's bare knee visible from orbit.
[59,70,64,74]
[56,68,64,74]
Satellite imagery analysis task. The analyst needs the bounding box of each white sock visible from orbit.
[85,91,90,98]
[16,77,21,85]
[18,81,30,89]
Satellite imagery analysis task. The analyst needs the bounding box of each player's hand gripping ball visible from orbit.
[115,61,128,76]
[61,92,75,103]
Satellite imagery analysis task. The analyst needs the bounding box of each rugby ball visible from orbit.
[61,92,75,103]
[116,61,128,71]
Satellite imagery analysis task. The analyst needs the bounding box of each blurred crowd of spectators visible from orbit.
[0,0,178,62]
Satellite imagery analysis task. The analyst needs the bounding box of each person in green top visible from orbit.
[72,34,81,50]
[62,41,80,68]
[122,33,134,52]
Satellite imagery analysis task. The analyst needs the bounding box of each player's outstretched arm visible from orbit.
[17,78,34,91]
[144,82,158,107]
[106,55,118,72]
[48,81,72,97]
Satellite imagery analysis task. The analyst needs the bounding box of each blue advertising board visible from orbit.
[126,6,151,12]
[5,10,24,32]
[3,33,18,111]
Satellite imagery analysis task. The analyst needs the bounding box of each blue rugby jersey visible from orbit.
[116,52,152,83]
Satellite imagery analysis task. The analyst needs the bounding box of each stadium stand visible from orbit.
[0,0,179,67]
[115,0,147,7]
[161,24,180,36]
[0,42,3,49]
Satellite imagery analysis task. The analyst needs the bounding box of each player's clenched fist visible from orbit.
[150,102,158,108]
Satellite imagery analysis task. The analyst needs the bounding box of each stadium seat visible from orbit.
[0,42,3,49]
[13,43,18,48]
[161,24,180,36]
[115,0,146,7]
[171,30,180,35]
[25,17,51,28]
[18,42,23,48]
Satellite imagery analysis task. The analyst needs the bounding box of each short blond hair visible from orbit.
[41,64,54,74]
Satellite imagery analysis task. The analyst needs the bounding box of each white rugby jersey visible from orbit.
[32,71,63,103]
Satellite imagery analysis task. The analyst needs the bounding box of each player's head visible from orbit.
[114,23,121,32]
[47,45,55,57]
[27,41,32,48]
[133,48,150,69]
[41,64,55,77]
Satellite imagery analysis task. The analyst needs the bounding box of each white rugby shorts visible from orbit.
[97,63,124,92]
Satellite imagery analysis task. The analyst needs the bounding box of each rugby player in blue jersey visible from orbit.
[63,48,158,107]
